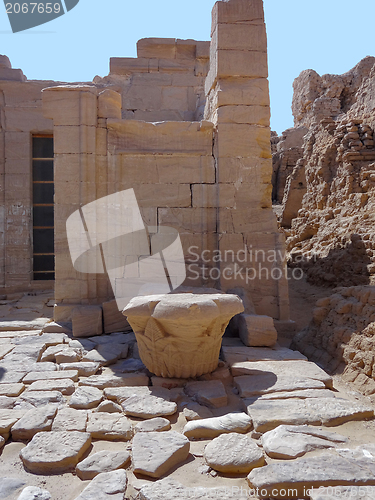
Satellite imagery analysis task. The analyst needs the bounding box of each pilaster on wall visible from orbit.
[42,86,122,315]
[205,0,290,320]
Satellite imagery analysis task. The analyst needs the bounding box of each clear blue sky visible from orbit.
[1,0,374,134]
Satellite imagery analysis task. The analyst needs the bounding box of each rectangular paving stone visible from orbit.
[28,379,75,395]
[51,408,88,432]
[79,373,149,390]
[235,374,326,398]
[221,345,307,365]
[0,383,25,397]
[23,370,78,384]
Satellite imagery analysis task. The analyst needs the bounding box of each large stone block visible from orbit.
[192,184,236,208]
[161,87,189,111]
[107,120,213,155]
[110,57,151,75]
[5,107,52,133]
[211,22,267,52]
[216,157,272,184]
[54,126,96,155]
[132,183,192,208]
[212,0,264,30]
[158,207,217,233]
[5,131,30,160]
[238,314,278,347]
[72,306,103,337]
[205,78,269,109]
[214,124,271,158]
[214,105,270,126]
[102,300,131,334]
[98,90,121,119]
[42,87,97,126]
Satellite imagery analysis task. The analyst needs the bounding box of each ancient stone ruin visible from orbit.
[0,0,375,499]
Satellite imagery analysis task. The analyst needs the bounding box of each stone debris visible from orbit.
[231,359,333,388]
[76,450,131,480]
[74,470,128,500]
[69,338,97,351]
[0,409,24,437]
[40,345,66,362]
[72,305,103,338]
[182,402,214,421]
[0,396,16,409]
[94,400,123,413]
[16,391,65,409]
[55,348,82,364]
[82,343,128,366]
[17,486,52,500]
[204,433,265,473]
[237,314,278,347]
[247,453,375,499]
[261,425,348,459]
[134,417,171,433]
[121,393,177,419]
[23,370,79,384]
[51,408,88,432]
[20,431,92,473]
[245,398,374,432]
[0,383,25,397]
[11,405,57,441]
[79,373,149,389]
[183,413,253,439]
[102,299,132,335]
[60,362,100,377]
[27,379,75,395]
[235,374,326,398]
[222,345,307,365]
[86,413,133,441]
[132,431,190,478]
[69,386,103,410]
[184,380,228,408]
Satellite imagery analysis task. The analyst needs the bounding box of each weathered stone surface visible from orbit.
[16,391,65,408]
[0,383,24,397]
[238,314,278,347]
[60,362,100,377]
[23,370,78,384]
[40,345,65,362]
[0,396,16,409]
[121,393,177,419]
[69,338,97,351]
[69,387,103,409]
[86,413,133,441]
[76,450,130,480]
[79,373,149,389]
[94,400,122,413]
[28,379,75,396]
[0,345,14,359]
[135,417,171,433]
[20,431,92,473]
[11,405,57,441]
[247,454,375,499]
[0,409,24,436]
[139,478,249,500]
[72,305,103,338]
[55,348,82,364]
[245,398,374,432]
[231,360,333,388]
[204,433,265,473]
[184,380,227,408]
[133,431,190,478]
[261,425,348,459]
[182,402,214,421]
[222,345,307,365]
[256,389,336,400]
[183,413,252,439]
[123,293,244,378]
[113,358,146,373]
[82,343,128,366]
[234,374,326,398]
[103,299,131,334]
[52,408,88,432]
[74,470,128,500]
[17,486,52,500]
[104,386,153,402]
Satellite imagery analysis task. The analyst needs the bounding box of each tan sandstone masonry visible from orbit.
[41,0,289,322]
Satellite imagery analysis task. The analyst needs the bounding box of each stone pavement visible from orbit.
[0,292,375,499]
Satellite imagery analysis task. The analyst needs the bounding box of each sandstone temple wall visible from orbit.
[0,0,290,323]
